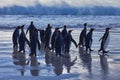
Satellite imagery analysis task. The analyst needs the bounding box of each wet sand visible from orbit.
[0,28,120,80]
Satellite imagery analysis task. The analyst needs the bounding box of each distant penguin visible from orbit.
[54,30,63,56]
[26,21,37,42]
[64,30,77,53]
[39,29,45,43]
[12,26,20,48]
[43,24,52,49]
[61,25,68,51]
[29,28,40,57]
[19,25,30,52]
[98,28,111,53]
[78,23,87,47]
[51,28,59,51]
[85,28,94,53]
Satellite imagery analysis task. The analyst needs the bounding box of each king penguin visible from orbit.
[98,27,111,53]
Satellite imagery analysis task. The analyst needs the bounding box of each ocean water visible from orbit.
[0,15,120,29]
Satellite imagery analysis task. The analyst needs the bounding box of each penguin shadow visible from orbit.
[51,53,63,76]
[12,50,26,76]
[62,53,77,73]
[99,55,109,74]
[99,55,109,80]
[27,56,40,76]
[79,46,92,73]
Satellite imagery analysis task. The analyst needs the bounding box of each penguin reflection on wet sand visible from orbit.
[51,54,63,76]
[28,56,40,76]
[62,53,77,73]
[12,26,21,49]
[78,23,87,47]
[79,47,92,73]
[98,28,111,54]
[12,51,26,76]
[64,30,78,53]
[54,30,63,56]
[99,55,109,73]
[19,25,30,52]
[85,28,94,53]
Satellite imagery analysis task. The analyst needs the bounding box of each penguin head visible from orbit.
[64,25,67,28]
[106,27,111,31]
[21,25,25,29]
[84,23,87,27]
[17,26,21,29]
[90,28,94,32]
[68,30,73,33]
[31,21,33,24]
[47,24,52,29]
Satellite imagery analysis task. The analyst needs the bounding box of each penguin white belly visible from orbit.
[103,34,110,50]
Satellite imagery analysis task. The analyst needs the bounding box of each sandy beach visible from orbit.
[0,28,120,80]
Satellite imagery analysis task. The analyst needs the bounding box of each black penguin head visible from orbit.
[64,25,67,29]
[84,23,87,27]
[31,21,33,24]
[106,27,111,31]
[47,24,52,29]
[68,30,73,33]
[90,28,94,32]
[21,25,24,29]
[17,26,21,29]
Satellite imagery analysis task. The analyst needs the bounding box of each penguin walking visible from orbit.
[85,28,94,53]
[12,26,20,49]
[78,23,87,47]
[64,30,77,54]
[19,25,30,52]
[98,28,111,53]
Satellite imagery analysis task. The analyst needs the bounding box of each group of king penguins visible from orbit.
[12,21,111,57]
[78,23,111,54]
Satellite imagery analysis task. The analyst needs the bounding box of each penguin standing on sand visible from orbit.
[12,26,21,49]
[85,28,94,53]
[19,25,30,52]
[64,30,77,53]
[98,28,111,53]
[51,28,59,51]
[43,24,52,49]
[54,30,63,56]
[26,21,37,42]
[61,25,68,52]
[29,29,40,57]
[78,23,87,47]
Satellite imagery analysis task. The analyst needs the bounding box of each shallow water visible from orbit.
[0,28,120,80]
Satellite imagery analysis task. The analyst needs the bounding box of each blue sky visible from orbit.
[0,0,120,8]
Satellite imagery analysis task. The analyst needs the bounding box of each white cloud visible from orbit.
[0,0,120,8]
